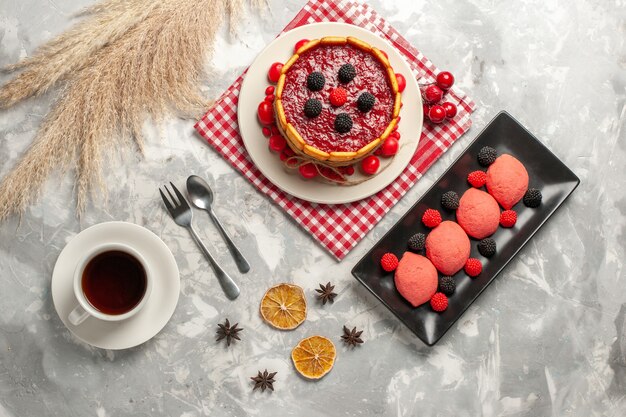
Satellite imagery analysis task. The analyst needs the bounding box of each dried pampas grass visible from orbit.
[0,0,265,219]
[0,0,160,108]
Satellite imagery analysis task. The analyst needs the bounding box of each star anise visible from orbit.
[315,282,337,305]
[250,369,276,392]
[341,325,364,347]
[216,318,243,346]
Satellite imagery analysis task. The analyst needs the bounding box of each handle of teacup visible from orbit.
[68,304,89,326]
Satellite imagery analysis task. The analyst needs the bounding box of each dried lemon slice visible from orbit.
[291,335,336,380]
[259,283,307,330]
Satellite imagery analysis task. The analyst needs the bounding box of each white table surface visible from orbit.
[1,1,625,416]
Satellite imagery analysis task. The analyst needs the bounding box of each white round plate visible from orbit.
[51,221,180,350]
[238,22,423,204]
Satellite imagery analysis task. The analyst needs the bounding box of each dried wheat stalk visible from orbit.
[0,0,160,109]
[0,0,265,219]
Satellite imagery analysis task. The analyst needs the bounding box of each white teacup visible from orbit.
[68,243,152,326]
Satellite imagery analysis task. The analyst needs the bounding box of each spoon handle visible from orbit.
[209,210,251,273]
[188,226,240,300]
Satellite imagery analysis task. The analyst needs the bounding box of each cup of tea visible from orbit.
[68,243,152,326]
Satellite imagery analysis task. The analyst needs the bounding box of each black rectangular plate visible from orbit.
[351,111,580,346]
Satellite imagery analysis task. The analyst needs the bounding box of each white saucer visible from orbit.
[51,221,180,350]
[238,22,423,204]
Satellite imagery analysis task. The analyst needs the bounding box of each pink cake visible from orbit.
[394,252,438,307]
[486,154,529,210]
[456,188,500,239]
[425,220,470,275]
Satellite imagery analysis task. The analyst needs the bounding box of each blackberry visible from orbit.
[477,146,497,166]
[441,191,460,210]
[303,98,322,118]
[477,238,496,257]
[523,188,542,207]
[438,276,456,296]
[338,64,357,83]
[307,71,325,91]
[334,113,353,133]
[407,233,426,252]
[356,92,376,112]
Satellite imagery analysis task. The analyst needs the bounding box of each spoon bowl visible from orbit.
[186,175,251,274]
[187,175,214,209]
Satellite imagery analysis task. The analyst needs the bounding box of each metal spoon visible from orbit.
[186,175,251,274]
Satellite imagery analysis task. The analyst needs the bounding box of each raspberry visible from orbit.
[438,276,456,296]
[303,98,322,118]
[467,170,487,188]
[422,209,442,228]
[334,113,353,133]
[523,188,542,208]
[464,258,482,277]
[338,63,357,83]
[441,191,460,210]
[407,233,426,252]
[307,72,325,91]
[356,92,375,112]
[380,253,399,272]
[477,238,496,257]
[430,293,448,312]
[478,146,497,167]
[329,87,348,107]
[500,210,517,227]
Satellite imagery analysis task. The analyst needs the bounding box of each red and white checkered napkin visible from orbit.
[194,0,475,260]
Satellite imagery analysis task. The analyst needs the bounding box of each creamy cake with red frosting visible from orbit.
[274,36,401,163]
